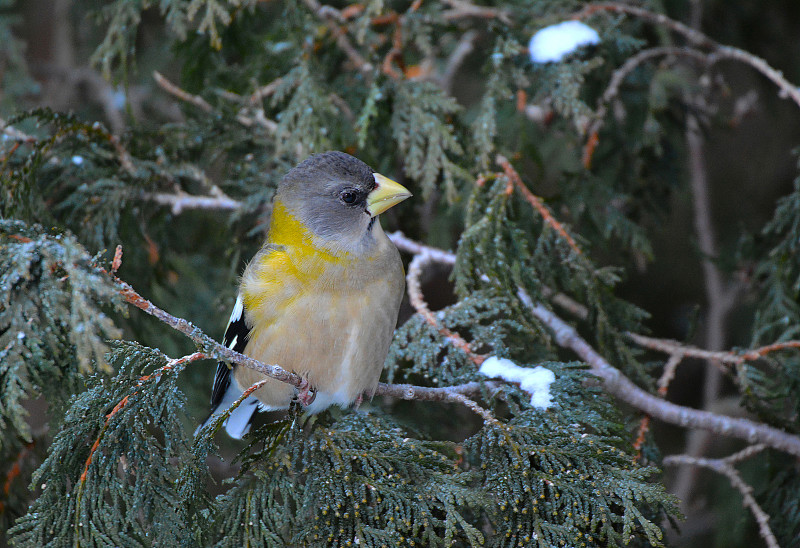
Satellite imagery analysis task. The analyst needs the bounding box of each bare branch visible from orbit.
[389,231,590,320]
[406,251,485,365]
[664,450,779,548]
[576,3,800,110]
[723,443,767,465]
[441,0,511,24]
[575,3,716,48]
[302,0,374,76]
[709,46,800,108]
[657,352,684,396]
[156,71,279,133]
[388,231,456,265]
[583,47,709,166]
[377,381,502,424]
[496,155,583,256]
[628,333,800,366]
[628,333,739,366]
[519,288,800,458]
[145,191,243,215]
[0,118,36,142]
[153,70,214,113]
[439,30,478,94]
[248,77,284,105]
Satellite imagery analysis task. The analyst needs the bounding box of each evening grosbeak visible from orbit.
[201,151,412,438]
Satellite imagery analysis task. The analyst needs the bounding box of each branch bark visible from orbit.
[664,447,779,548]
[114,272,499,422]
[522,292,800,458]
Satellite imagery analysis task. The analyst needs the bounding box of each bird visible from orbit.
[200,151,412,438]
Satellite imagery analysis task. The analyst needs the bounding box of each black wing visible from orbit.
[210,294,250,408]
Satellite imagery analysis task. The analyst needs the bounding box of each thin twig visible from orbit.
[439,30,478,94]
[574,3,716,48]
[389,230,591,319]
[664,449,779,548]
[657,352,685,396]
[376,382,501,424]
[107,133,136,176]
[153,71,214,113]
[496,155,583,256]
[629,333,733,374]
[110,245,123,274]
[302,0,373,76]
[583,47,709,167]
[627,333,800,365]
[406,252,485,365]
[723,443,767,464]
[0,116,36,143]
[388,231,456,264]
[575,3,800,110]
[441,0,511,24]
[709,46,800,108]
[248,77,284,105]
[145,191,243,215]
[740,340,800,361]
[542,286,590,319]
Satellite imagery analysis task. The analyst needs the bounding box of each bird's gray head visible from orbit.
[275,151,411,252]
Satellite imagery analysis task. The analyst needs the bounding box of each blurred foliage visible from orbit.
[2,0,800,546]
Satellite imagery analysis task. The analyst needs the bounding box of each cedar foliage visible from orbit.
[2,1,800,546]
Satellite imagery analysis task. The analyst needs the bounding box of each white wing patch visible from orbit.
[229,294,244,325]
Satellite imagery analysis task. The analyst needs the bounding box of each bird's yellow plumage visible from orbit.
[202,152,411,437]
[241,202,347,312]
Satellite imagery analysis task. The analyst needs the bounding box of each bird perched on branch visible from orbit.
[201,151,412,438]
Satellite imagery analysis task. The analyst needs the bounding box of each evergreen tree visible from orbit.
[2,1,800,546]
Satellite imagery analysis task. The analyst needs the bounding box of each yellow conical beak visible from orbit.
[366,173,412,217]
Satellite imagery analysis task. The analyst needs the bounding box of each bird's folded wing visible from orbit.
[197,294,260,438]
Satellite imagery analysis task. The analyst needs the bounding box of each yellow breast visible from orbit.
[236,201,405,411]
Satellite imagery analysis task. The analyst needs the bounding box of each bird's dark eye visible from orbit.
[340,189,359,205]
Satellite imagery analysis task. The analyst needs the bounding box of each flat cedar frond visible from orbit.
[0,221,122,450]
[216,413,485,547]
[739,173,800,431]
[271,63,337,159]
[391,80,467,201]
[8,342,193,547]
[469,368,677,548]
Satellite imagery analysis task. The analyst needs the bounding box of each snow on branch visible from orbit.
[528,21,600,64]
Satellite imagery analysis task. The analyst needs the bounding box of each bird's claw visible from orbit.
[296,378,316,406]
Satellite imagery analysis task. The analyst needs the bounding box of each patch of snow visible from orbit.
[480,356,556,409]
[528,21,600,64]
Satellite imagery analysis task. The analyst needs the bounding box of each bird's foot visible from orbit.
[352,394,364,409]
[296,378,316,407]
